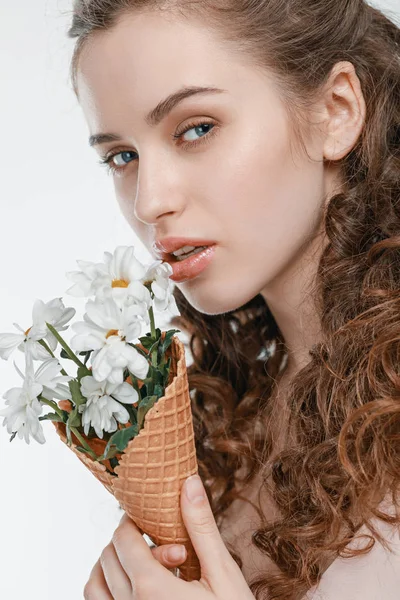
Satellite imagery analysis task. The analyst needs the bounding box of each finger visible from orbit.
[181,474,234,583]
[119,514,187,568]
[150,543,187,569]
[100,542,133,598]
[111,513,166,584]
[84,559,113,600]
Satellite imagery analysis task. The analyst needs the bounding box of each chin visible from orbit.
[176,282,258,316]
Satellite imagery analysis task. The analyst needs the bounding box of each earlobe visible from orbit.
[322,60,367,161]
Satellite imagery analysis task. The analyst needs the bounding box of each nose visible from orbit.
[133,160,186,225]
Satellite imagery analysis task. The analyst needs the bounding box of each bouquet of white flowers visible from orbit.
[0,246,200,581]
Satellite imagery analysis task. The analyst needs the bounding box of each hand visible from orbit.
[84,473,255,599]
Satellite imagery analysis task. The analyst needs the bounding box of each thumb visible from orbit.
[181,474,230,582]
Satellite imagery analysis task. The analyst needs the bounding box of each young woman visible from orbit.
[67,1,400,598]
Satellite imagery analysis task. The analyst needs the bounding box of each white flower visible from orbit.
[0,297,75,362]
[0,354,72,444]
[120,280,152,325]
[0,385,45,444]
[65,245,178,320]
[65,259,109,297]
[32,357,73,402]
[91,337,149,386]
[65,246,148,308]
[78,376,138,438]
[144,260,178,313]
[70,296,149,385]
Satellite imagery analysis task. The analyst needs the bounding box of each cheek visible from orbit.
[209,121,323,246]
[206,121,292,231]
[201,126,324,304]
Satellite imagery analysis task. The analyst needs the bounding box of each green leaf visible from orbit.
[61,348,91,361]
[77,365,92,380]
[9,432,17,442]
[153,383,164,399]
[67,406,81,429]
[68,379,87,407]
[84,352,92,366]
[163,357,172,387]
[126,371,140,393]
[73,350,94,365]
[154,369,164,386]
[66,419,72,445]
[137,336,154,350]
[124,404,138,425]
[96,444,120,461]
[159,330,179,355]
[148,338,161,356]
[39,412,64,423]
[130,343,152,361]
[137,395,157,429]
[98,424,139,460]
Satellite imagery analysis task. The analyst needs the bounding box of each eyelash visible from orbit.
[98,119,219,176]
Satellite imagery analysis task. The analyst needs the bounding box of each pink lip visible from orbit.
[153,237,217,258]
[164,245,217,282]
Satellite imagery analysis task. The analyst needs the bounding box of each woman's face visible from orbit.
[76,10,329,315]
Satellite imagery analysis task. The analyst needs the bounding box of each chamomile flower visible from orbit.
[143,260,178,313]
[69,296,149,385]
[0,298,75,362]
[65,259,109,297]
[65,246,148,309]
[78,376,138,438]
[0,356,72,444]
[65,246,178,319]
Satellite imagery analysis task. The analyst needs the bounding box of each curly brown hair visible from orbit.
[67,1,400,598]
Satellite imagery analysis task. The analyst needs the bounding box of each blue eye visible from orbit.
[98,120,218,176]
[111,151,137,167]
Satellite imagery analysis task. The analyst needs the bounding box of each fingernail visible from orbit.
[185,474,205,504]
[169,545,186,561]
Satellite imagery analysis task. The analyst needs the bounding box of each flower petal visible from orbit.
[110,381,139,404]
[0,333,25,360]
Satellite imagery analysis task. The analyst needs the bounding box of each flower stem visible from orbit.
[148,305,156,338]
[148,306,158,368]
[37,340,70,377]
[70,427,98,460]
[39,397,98,460]
[45,322,86,369]
[39,396,65,420]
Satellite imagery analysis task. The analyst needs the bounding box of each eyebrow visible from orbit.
[88,85,227,147]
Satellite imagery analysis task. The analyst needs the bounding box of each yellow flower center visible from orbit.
[24,326,32,336]
[106,329,119,339]
[112,279,129,288]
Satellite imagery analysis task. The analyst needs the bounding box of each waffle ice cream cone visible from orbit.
[53,334,201,581]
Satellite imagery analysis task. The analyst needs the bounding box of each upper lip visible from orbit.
[152,237,217,259]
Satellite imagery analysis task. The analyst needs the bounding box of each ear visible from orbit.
[321,60,367,161]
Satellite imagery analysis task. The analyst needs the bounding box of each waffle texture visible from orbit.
[53,335,201,581]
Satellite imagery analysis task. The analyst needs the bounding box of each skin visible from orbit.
[75,8,367,591]
[76,10,366,376]
[84,477,256,599]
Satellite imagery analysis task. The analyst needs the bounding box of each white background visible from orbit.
[0,1,399,598]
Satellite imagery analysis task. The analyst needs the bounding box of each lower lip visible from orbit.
[166,245,217,282]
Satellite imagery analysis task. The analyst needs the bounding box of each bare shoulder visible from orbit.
[302,494,400,600]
